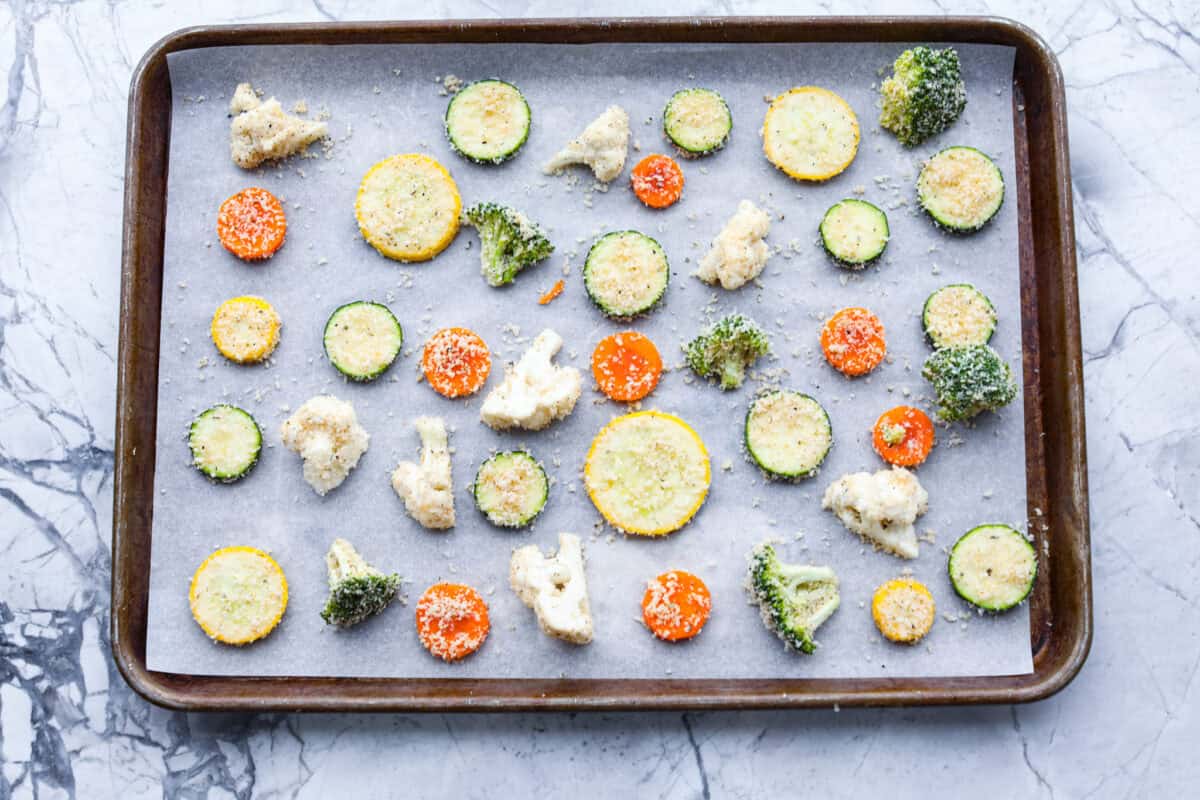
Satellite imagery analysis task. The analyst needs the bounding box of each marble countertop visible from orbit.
[1,0,1196,796]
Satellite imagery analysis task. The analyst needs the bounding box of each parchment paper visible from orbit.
[148,41,1030,679]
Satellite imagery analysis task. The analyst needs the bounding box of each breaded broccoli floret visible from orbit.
[319,538,401,628]
[879,46,967,147]
[922,344,1017,421]
[684,313,770,390]
[747,542,840,654]
[462,202,554,287]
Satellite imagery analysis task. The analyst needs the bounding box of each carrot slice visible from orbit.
[538,279,565,305]
[591,331,663,402]
[416,583,490,662]
[820,307,886,376]
[643,570,712,641]
[872,405,935,467]
[421,327,491,398]
[217,187,287,261]
[631,154,685,209]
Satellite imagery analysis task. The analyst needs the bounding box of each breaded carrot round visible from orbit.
[873,405,935,467]
[642,570,712,641]
[421,327,491,398]
[217,187,287,260]
[211,296,281,364]
[416,583,490,661]
[631,154,685,209]
[591,331,663,402]
[820,307,886,376]
[872,578,935,644]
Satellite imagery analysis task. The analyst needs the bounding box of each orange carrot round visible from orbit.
[538,279,565,305]
[631,154,684,209]
[820,307,886,376]
[642,570,712,642]
[872,405,935,467]
[217,187,287,261]
[591,331,663,403]
[416,583,490,662]
[421,327,491,398]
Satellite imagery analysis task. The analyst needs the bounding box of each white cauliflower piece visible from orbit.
[822,466,929,559]
[391,416,455,530]
[481,329,582,431]
[229,82,328,169]
[280,396,369,495]
[695,200,772,290]
[542,105,630,183]
[509,533,593,644]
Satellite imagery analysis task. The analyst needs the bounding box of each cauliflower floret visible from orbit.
[229,82,328,169]
[822,466,929,559]
[542,105,630,183]
[695,199,772,290]
[481,329,582,431]
[391,416,455,530]
[509,533,593,644]
[280,396,369,495]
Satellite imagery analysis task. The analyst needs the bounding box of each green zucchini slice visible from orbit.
[922,284,997,348]
[820,199,890,267]
[663,88,732,156]
[745,391,832,480]
[444,79,531,164]
[948,524,1037,612]
[583,231,669,319]
[917,146,1005,232]
[189,404,262,482]
[323,301,404,381]
[473,451,549,528]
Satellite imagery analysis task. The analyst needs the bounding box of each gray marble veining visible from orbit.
[0,0,1197,797]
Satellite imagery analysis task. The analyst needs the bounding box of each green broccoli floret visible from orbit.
[879,46,967,147]
[922,344,1017,421]
[462,202,554,287]
[320,538,401,628]
[747,542,840,654]
[684,313,770,390]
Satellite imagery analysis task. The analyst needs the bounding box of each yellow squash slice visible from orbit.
[871,578,935,644]
[189,546,288,645]
[763,87,860,181]
[355,153,462,262]
[584,411,711,536]
[211,295,281,364]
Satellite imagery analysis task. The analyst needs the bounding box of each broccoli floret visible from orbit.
[684,313,770,390]
[922,344,1017,421]
[879,46,967,147]
[747,543,840,654]
[319,538,401,628]
[462,202,554,287]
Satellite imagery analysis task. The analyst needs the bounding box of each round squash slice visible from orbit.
[211,296,281,364]
[189,546,288,645]
[763,87,860,181]
[355,153,461,262]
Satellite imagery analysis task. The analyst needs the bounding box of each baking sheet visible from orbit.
[147,41,1029,679]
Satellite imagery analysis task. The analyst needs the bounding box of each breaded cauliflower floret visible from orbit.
[280,395,369,495]
[229,82,327,169]
[542,105,630,183]
[695,199,772,290]
[481,329,582,431]
[822,466,929,559]
[510,533,593,644]
[391,416,455,530]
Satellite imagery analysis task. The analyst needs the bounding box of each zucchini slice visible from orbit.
[444,79,531,164]
[189,404,262,482]
[917,146,1005,232]
[663,88,732,157]
[819,199,889,267]
[583,231,669,318]
[355,153,461,262]
[584,411,710,536]
[190,546,288,645]
[210,295,281,364]
[922,284,997,348]
[323,301,404,381]
[745,391,832,480]
[763,87,859,181]
[473,451,549,528]
[948,524,1037,612]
